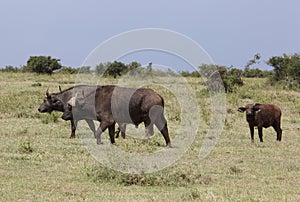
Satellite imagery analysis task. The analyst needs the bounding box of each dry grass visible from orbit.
[0,72,299,201]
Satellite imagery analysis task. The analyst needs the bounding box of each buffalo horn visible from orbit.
[46,88,50,97]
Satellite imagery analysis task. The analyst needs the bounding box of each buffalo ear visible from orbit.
[67,93,78,107]
[67,97,76,107]
[238,107,246,112]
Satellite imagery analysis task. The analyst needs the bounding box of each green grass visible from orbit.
[0,72,299,201]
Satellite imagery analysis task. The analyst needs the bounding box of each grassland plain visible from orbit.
[0,72,299,201]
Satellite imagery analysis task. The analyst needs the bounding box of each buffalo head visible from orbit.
[38,88,64,113]
[61,92,86,120]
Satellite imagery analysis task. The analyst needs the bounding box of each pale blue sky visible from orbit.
[0,0,299,70]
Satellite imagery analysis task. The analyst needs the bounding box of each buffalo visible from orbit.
[38,85,99,138]
[238,103,282,142]
[61,85,172,147]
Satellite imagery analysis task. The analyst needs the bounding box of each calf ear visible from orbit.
[253,103,261,111]
[238,107,246,112]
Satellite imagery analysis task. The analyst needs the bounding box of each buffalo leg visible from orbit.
[115,127,121,138]
[108,123,116,144]
[144,120,154,139]
[116,123,126,139]
[258,126,263,142]
[120,123,126,139]
[154,114,171,147]
[70,119,78,139]
[143,119,155,145]
[249,124,255,143]
[95,121,111,145]
[85,119,96,138]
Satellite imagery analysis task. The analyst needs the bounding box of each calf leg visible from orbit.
[258,126,263,142]
[249,124,254,143]
[273,124,282,141]
[70,119,78,138]
[85,119,96,138]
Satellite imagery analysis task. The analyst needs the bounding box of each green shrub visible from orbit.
[18,140,33,154]
[41,112,60,124]
[86,165,209,187]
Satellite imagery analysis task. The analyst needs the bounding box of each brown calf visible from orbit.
[238,103,282,142]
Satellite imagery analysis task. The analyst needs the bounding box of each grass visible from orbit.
[0,72,299,201]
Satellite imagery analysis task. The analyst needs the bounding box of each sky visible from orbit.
[0,0,299,71]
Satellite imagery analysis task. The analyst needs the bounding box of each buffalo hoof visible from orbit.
[70,136,75,139]
[166,143,172,148]
[97,139,103,145]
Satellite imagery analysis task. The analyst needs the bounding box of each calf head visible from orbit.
[61,92,84,120]
[238,103,261,116]
[61,103,73,120]
[38,88,64,113]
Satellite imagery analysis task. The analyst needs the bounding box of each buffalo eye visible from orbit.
[51,96,59,103]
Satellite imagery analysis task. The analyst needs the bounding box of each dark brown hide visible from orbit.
[238,103,282,142]
[63,85,172,147]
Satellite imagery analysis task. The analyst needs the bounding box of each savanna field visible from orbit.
[0,72,299,201]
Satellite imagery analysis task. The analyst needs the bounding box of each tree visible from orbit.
[267,53,300,82]
[245,53,261,68]
[25,56,62,75]
[96,62,109,75]
[106,61,127,78]
[244,53,264,78]
[127,61,141,71]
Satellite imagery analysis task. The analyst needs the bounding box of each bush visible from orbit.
[1,65,19,72]
[201,65,243,93]
[180,71,200,77]
[78,66,91,74]
[18,140,33,154]
[86,165,209,187]
[58,67,78,74]
[244,67,273,78]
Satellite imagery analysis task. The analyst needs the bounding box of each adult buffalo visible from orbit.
[238,103,282,142]
[61,85,172,147]
[38,85,98,138]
